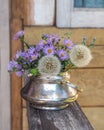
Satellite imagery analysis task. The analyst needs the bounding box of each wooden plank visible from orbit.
[82,107,104,130]
[88,46,104,68]
[0,0,10,129]
[11,0,24,18]
[23,107,104,130]
[71,69,104,106]
[24,0,55,25]
[56,0,72,27]
[25,102,93,130]
[23,108,28,130]
[11,19,23,130]
[24,27,104,45]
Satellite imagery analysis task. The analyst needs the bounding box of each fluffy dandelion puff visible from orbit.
[70,45,92,67]
[38,55,61,76]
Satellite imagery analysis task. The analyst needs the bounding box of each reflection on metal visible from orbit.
[21,76,79,110]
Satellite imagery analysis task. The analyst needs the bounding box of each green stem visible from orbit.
[20,37,30,49]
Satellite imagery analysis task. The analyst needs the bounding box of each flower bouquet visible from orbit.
[8,31,95,77]
[8,30,96,110]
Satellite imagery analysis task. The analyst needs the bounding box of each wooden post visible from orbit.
[11,19,23,130]
[26,101,94,130]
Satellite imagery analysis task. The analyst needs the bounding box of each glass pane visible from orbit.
[74,0,104,8]
[74,0,83,7]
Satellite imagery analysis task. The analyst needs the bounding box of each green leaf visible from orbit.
[81,37,87,45]
[88,37,96,48]
[29,68,39,76]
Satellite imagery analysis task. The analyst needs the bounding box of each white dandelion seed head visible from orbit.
[70,45,92,67]
[38,55,61,76]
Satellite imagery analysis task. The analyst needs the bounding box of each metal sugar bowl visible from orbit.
[21,75,79,110]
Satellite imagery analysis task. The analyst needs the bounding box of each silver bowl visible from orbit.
[21,76,78,110]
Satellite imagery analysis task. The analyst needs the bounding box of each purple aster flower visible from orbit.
[43,45,55,55]
[15,50,23,59]
[46,39,53,45]
[42,34,49,39]
[36,40,47,49]
[63,39,74,50]
[16,64,22,70]
[36,44,42,52]
[27,46,39,61]
[13,30,24,40]
[48,34,60,43]
[28,46,35,54]
[57,49,69,61]
[8,60,22,71]
[22,52,30,60]
[16,71,23,77]
[15,51,29,61]
[8,61,17,71]
[30,52,39,61]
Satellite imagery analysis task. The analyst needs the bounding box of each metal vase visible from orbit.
[21,76,78,110]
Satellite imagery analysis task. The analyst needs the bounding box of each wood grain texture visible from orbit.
[24,0,55,25]
[23,107,104,130]
[11,0,24,18]
[23,108,29,130]
[56,0,71,27]
[24,27,104,45]
[11,19,23,130]
[71,69,104,106]
[89,46,104,68]
[82,107,104,130]
[26,102,93,130]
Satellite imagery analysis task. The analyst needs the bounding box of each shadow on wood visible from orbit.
[26,101,94,130]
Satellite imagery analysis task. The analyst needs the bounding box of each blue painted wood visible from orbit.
[74,0,104,8]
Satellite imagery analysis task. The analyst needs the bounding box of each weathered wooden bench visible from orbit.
[26,101,94,130]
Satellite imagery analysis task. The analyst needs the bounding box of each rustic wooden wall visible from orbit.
[10,0,104,130]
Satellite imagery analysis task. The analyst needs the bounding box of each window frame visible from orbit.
[56,0,104,28]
